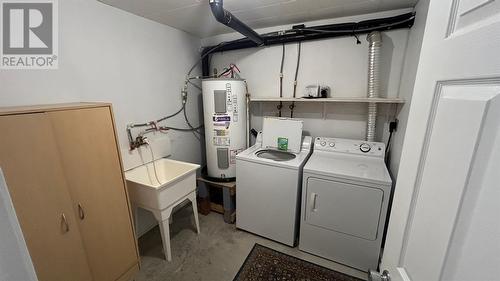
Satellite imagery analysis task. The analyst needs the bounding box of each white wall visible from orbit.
[0,169,38,281]
[0,0,203,236]
[388,0,430,178]
[202,9,412,144]
[0,0,204,165]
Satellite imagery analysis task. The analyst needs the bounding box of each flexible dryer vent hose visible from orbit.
[366,31,382,142]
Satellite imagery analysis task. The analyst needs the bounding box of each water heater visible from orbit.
[202,78,247,180]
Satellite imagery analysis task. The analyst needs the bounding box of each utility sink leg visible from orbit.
[189,191,200,234]
[158,218,172,262]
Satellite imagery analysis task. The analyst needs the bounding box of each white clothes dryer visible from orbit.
[299,137,392,271]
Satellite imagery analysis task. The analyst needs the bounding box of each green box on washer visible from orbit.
[277,137,288,151]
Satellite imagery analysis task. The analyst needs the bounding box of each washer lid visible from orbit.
[304,152,392,185]
[262,117,303,153]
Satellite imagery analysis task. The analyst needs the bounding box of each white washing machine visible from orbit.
[299,137,392,271]
[236,135,312,246]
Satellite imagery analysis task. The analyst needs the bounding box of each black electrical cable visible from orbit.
[290,42,301,118]
[182,103,203,141]
[156,106,184,123]
[352,24,361,44]
[183,110,202,131]
[160,106,204,133]
[385,131,393,163]
[386,131,393,151]
[278,43,285,117]
[218,67,232,77]
[187,41,227,77]
[201,13,415,58]
[187,79,202,90]
[130,104,184,128]
[140,103,203,133]
[162,126,203,132]
[295,16,415,36]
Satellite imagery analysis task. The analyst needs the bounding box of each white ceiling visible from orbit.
[99,0,418,38]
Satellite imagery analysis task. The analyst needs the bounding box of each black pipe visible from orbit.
[202,12,415,76]
[202,54,211,77]
[209,12,414,52]
[209,0,265,46]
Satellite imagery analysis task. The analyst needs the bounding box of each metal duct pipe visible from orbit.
[366,31,382,142]
[209,0,265,46]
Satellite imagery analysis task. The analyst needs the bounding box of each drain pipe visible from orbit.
[209,0,265,46]
[366,31,382,142]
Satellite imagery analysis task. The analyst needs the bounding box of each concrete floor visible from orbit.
[135,204,367,281]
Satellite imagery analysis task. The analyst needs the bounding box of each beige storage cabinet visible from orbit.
[0,103,140,281]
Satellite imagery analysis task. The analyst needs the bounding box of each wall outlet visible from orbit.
[389,119,398,133]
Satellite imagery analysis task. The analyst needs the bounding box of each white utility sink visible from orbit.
[125,158,200,261]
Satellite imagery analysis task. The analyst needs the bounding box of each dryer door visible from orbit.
[305,177,383,240]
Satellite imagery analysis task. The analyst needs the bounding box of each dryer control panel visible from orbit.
[314,137,385,158]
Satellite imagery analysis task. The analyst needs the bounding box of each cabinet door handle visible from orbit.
[78,203,85,220]
[61,213,69,233]
[310,193,318,212]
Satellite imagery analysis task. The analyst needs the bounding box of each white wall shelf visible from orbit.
[249,97,405,104]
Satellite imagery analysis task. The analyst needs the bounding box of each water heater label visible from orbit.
[232,93,238,122]
[213,137,230,146]
[213,116,231,122]
[214,129,229,136]
[226,83,232,109]
[213,121,230,128]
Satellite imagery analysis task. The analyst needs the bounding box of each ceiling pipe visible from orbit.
[209,0,265,46]
[201,12,415,76]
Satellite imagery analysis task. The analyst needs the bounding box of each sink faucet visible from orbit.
[127,123,152,150]
[132,135,149,150]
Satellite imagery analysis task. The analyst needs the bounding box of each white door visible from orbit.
[380,0,500,281]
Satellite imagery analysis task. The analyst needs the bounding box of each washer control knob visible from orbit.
[320,141,326,146]
[329,142,335,147]
[360,143,371,153]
